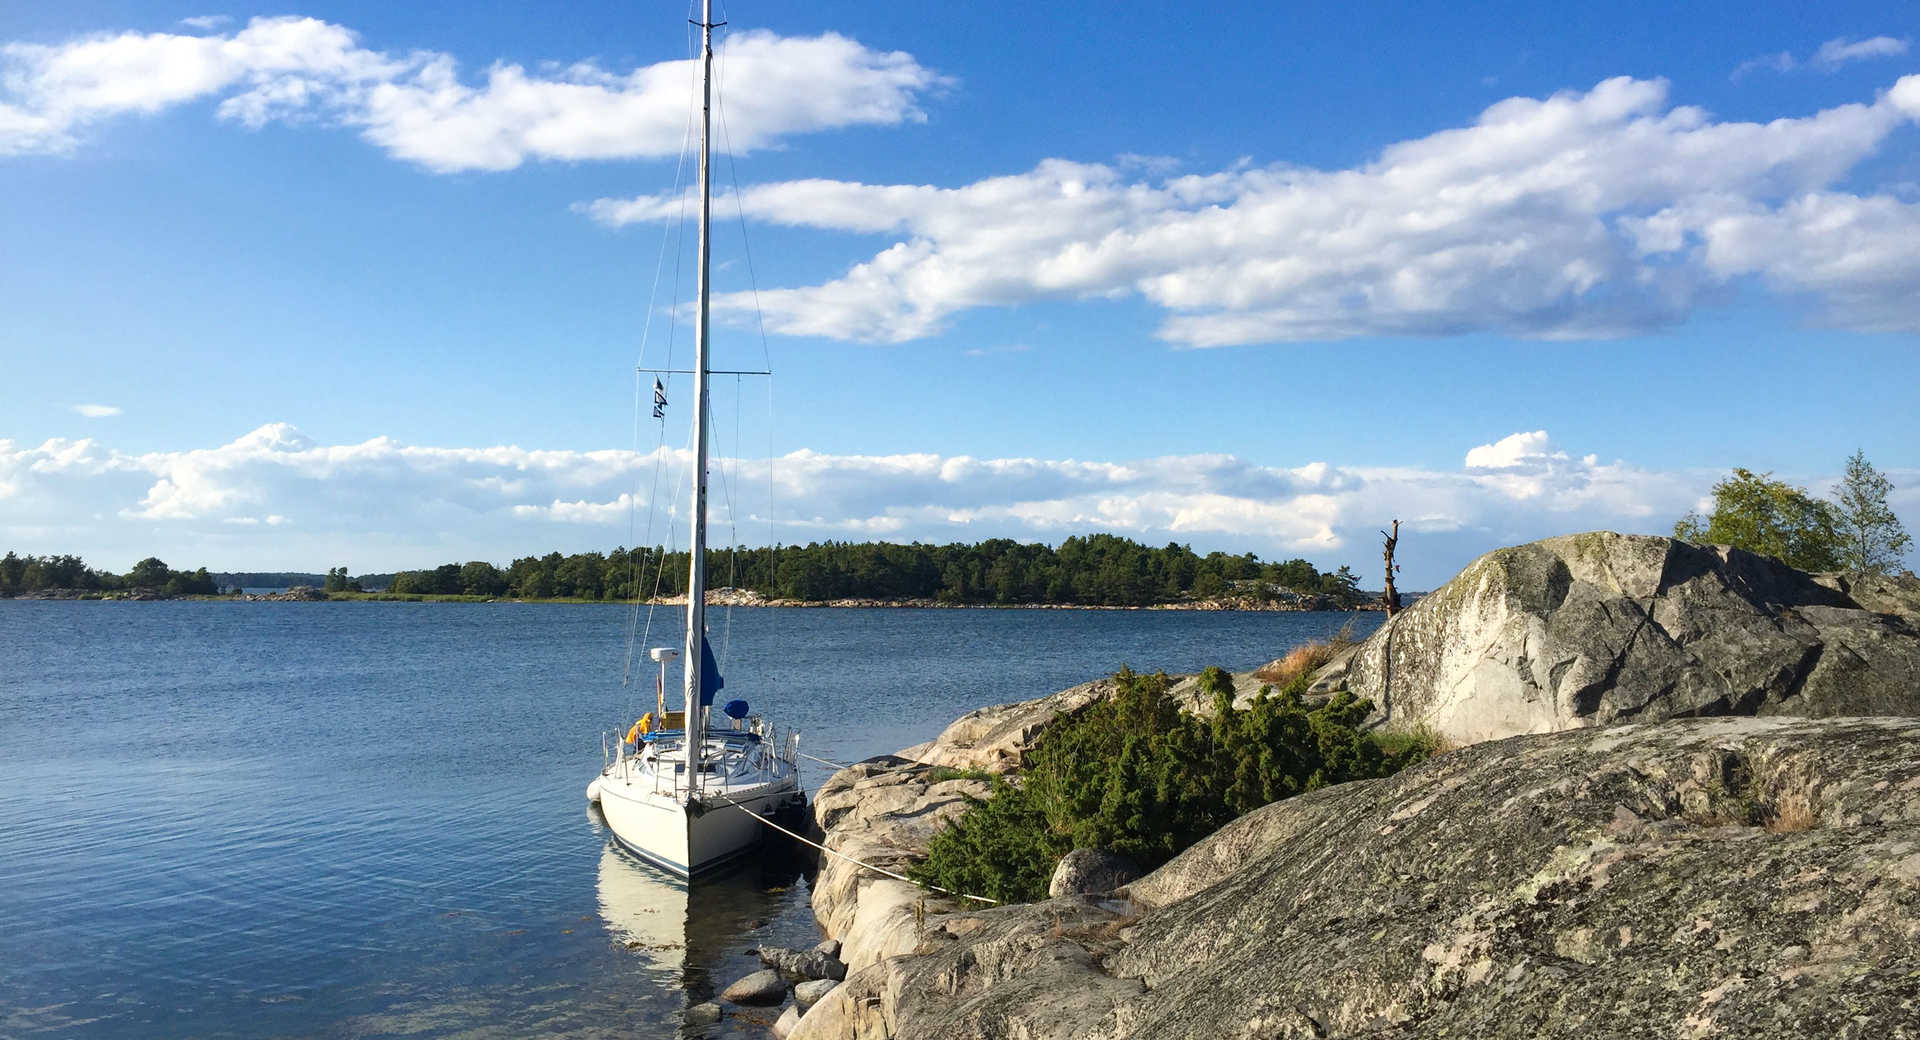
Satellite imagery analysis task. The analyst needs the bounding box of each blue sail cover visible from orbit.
[699,634,725,706]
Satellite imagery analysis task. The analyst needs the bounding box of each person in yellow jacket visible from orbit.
[625,712,655,746]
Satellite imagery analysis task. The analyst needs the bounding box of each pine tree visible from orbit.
[1831,450,1912,576]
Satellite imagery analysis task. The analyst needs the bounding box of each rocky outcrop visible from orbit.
[797,715,1920,1038]
[1310,533,1920,747]
[806,679,1124,983]
[787,537,1920,1038]
[242,586,328,601]
[810,759,992,975]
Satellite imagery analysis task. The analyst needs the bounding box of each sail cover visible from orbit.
[698,634,725,706]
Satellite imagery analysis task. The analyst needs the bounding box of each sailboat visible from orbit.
[586,0,804,877]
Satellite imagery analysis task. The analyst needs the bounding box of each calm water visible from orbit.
[0,602,1379,1038]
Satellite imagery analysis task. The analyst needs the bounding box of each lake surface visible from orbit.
[0,602,1379,1038]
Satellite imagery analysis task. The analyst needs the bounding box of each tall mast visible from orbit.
[683,0,716,797]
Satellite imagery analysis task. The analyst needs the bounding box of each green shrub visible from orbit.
[910,777,1057,904]
[910,664,1430,903]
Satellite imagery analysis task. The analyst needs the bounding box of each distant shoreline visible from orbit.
[7,587,1398,611]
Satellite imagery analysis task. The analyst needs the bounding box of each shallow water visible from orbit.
[0,601,1378,1037]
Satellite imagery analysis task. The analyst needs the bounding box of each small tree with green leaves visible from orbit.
[127,557,172,590]
[1675,468,1840,571]
[1830,450,1911,576]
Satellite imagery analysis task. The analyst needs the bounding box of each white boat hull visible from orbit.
[598,786,787,875]
[591,733,802,876]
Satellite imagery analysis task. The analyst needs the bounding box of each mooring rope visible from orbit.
[797,751,852,771]
[715,794,999,906]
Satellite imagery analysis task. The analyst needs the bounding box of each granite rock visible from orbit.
[1313,533,1920,746]
[1046,848,1141,898]
[807,716,1920,1038]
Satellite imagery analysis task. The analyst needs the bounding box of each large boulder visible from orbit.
[1312,532,1920,747]
[801,715,1920,1038]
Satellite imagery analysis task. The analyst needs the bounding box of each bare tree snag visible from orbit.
[1381,519,1402,617]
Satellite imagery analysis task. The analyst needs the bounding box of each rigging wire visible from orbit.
[712,16,784,698]
[622,97,695,694]
[619,4,702,724]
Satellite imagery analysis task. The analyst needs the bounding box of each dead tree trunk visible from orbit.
[1381,519,1402,617]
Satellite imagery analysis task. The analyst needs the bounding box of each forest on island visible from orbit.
[0,553,217,597]
[380,534,1366,608]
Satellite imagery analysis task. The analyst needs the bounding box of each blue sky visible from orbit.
[2,1,1916,587]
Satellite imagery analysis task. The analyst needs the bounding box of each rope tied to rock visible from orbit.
[714,794,1000,906]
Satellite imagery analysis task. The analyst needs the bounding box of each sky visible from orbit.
[2,0,1917,589]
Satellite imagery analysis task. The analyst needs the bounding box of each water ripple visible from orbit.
[0,600,1376,1037]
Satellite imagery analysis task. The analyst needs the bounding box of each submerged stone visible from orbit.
[718,968,785,1006]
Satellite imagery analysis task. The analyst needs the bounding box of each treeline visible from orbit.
[211,571,325,589]
[378,535,1365,607]
[0,553,218,597]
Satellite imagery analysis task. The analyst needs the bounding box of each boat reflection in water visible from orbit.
[591,805,811,1015]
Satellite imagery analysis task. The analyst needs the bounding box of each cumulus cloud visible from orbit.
[0,423,1741,585]
[1465,431,1560,470]
[71,404,121,418]
[0,16,944,170]
[587,75,1920,345]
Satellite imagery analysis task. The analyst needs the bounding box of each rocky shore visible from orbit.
[776,533,1920,1039]
[8,585,328,601]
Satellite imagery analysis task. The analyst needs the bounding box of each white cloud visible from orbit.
[587,75,1920,345]
[1464,431,1559,470]
[71,404,121,418]
[0,17,944,170]
[178,15,234,31]
[1735,35,1909,78]
[1813,36,1910,70]
[1733,51,1798,80]
[0,422,1756,586]
[515,493,637,524]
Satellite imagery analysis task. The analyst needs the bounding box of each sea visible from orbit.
[0,601,1380,1038]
